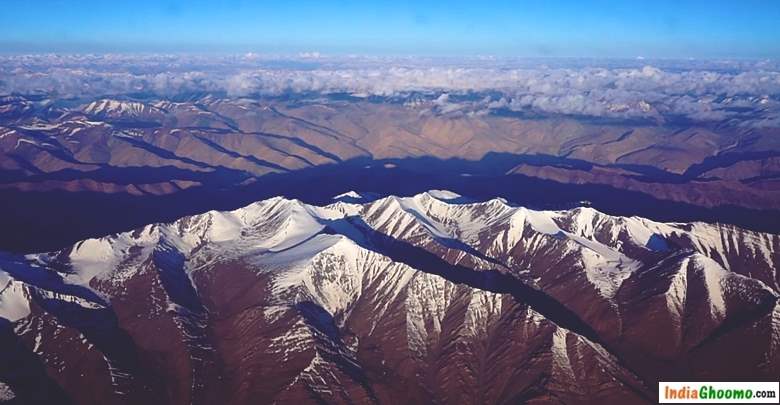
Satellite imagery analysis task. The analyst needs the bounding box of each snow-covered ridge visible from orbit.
[0,270,30,322]
[82,99,165,118]
[332,190,382,204]
[0,190,778,402]
[1,190,778,323]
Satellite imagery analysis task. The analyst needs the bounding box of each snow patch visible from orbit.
[551,328,577,382]
[0,381,15,401]
[691,254,729,319]
[426,190,464,202]
[205,211,243,243]
[69,238,120,285]
[0,270,30,322]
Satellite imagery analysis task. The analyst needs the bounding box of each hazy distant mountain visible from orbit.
[2,93,780,253]
[2,95,779,204]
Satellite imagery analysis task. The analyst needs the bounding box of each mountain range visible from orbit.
[1,190,777,404]
[2,94,780,252]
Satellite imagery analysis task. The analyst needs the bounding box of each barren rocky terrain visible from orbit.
[1,191,777,404]
[2,94,780,252]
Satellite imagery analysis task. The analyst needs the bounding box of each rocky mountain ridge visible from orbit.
[0,190,777,404]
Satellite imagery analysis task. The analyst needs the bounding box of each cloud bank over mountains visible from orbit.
[1,54,779,125]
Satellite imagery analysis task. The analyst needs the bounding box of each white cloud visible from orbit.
[0,54,778,125]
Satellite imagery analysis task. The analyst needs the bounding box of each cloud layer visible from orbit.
[1,54,778,125]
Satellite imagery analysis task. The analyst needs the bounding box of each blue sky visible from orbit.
[1,0,778,58]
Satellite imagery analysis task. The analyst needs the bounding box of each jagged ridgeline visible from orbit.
[0,191,778,404]
[4,94,780,257]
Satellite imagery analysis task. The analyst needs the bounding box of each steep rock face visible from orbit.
[0,191,777,404]
[356,193,779,379]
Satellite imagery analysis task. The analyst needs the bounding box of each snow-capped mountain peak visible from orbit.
[0,191,777,404]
